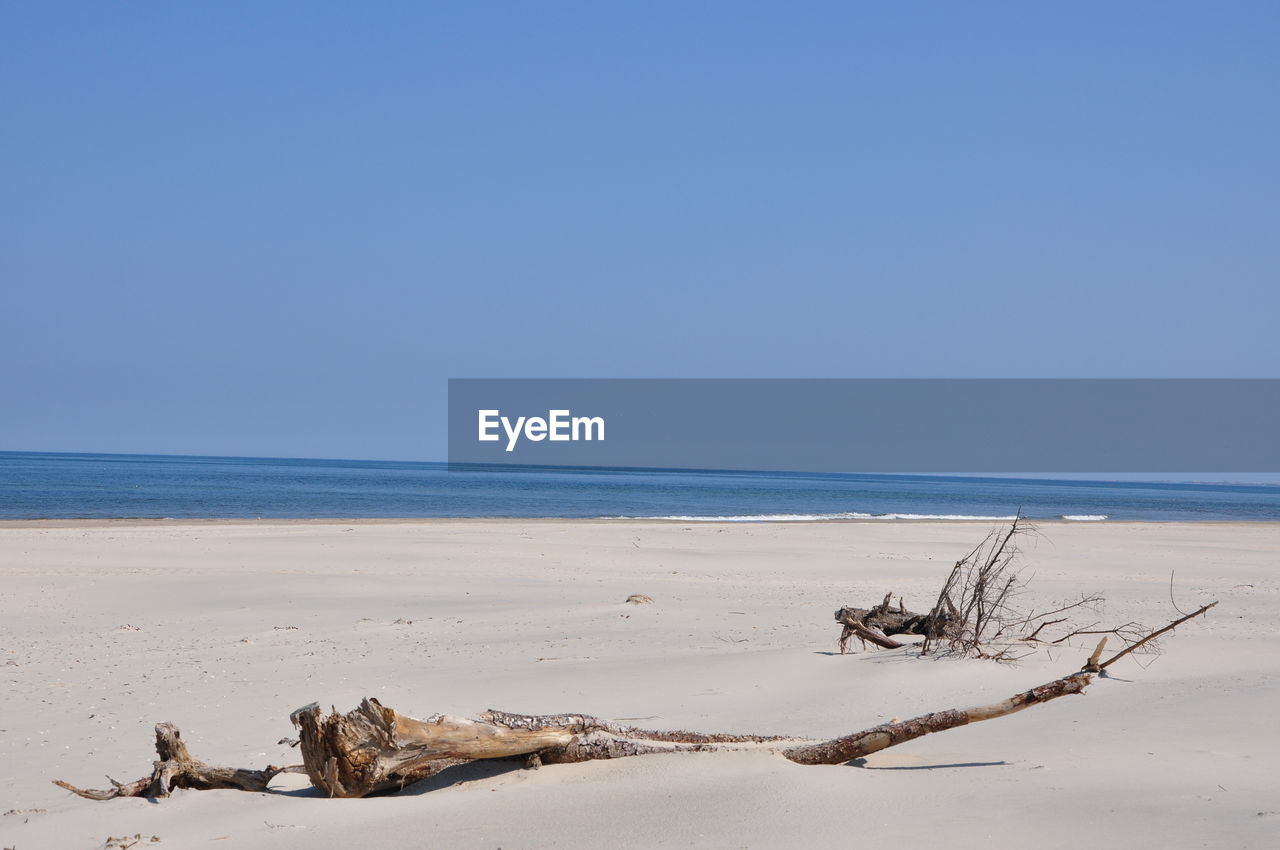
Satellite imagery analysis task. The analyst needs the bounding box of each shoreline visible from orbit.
[5,515,1280,529]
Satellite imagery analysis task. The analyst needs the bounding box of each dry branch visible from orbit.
[782,673,1091,764]
[921,517,1030,656]
[839,519,1117,658]
[53,723,303,800]
[1022,618,1067,642]
[1094,601,1218,671]
[1050,621,1145,646]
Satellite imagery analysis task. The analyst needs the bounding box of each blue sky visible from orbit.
[3,2,1277,460]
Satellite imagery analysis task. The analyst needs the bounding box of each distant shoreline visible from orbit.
[3,516,1278,529]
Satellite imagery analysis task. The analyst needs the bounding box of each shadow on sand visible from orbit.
[850,758,1007,770]
[273,759,526,798]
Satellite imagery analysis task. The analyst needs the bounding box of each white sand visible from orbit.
[2,520,1277,848]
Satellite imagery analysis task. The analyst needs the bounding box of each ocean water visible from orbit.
[2,451,1279,521]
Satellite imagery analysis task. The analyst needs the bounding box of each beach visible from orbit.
[2,519,1277,848]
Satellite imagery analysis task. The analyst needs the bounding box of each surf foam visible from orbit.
[604,513,1019,522]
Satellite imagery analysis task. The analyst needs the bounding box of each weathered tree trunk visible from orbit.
[289,700,791,797]
[291,700,589,797]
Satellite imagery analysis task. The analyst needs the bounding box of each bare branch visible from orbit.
[1096,601,1218,671]
[53,723,303,800]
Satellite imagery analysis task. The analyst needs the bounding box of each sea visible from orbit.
[2,451,1279,521]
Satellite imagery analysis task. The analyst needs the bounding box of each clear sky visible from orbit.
[3,2,1277,461]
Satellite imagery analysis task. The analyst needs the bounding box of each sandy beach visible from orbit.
[2,519,1277,849]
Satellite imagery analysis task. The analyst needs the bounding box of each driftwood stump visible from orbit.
[835,592,958,653]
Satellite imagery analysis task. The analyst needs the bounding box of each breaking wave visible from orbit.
[603,513,1019,522]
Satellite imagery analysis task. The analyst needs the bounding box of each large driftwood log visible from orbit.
[53,723,303,800]
[289,672,1092,797]
[55,672,1093,800]
[288,699,792,797]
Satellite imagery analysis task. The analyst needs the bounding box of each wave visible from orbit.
[873,513,1019,521]
[1060,514,1108,521]
[603,513,1019,522]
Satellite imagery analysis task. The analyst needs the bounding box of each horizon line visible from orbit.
[2,449,1278,487]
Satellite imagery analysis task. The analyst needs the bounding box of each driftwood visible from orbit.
[289,700,793,797]
[835,592,955,653]
[839,520,1125,658]
[291,672,1093,796]
[1081,636,1109,673]
[781,672,1089,765]
[56,672,1092,800]
[53,723,303,800]
[835,611,904,652]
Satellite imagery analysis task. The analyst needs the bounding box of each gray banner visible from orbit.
[447,379,1280,472]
